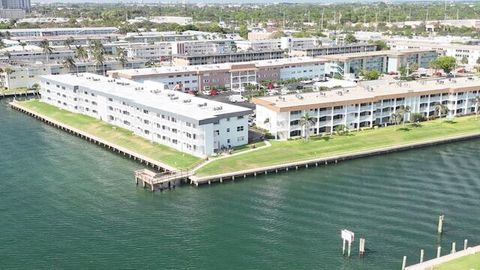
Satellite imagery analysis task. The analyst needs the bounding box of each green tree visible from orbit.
[390,111,403,125]
[430,56,457,74]
[397,105,411,125]
[93,49,106,75]
[434,103,448,119]
[344,33,357,44]
[63,56,77,74]
[39,39,53,63]
[334,124,347,135]
[75,45,88,61]
[461,56,468,65]
[369,40,389,51]
[19,41,27,50]
[239,24,248,39]
[31,83,40,96]
[116,47,128,68]
[410,112,424,126]
[361,69,380,80]
[64,36,75,49]
[299,112,315,141]
[474,96,480,119]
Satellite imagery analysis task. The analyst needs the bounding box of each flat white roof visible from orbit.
[254,77,480,112]
[41,73,252,123]
[110,57,327,78]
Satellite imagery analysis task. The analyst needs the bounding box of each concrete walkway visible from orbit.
[191,140,271,173]
[405,245,480,270]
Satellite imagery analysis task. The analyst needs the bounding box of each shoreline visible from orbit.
[10,100,480,188]
[10,101,180,173]
[189,131,480,186]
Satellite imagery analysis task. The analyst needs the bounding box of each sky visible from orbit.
[32,0,460,4]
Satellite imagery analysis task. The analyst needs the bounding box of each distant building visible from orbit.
[0,0,30,11]
[149,16,193,26]
[323,49,439,77]
[0,27,118,38]
[289,43,377,57]
[0,8,24,19]
[109,57,327,92]
[172,50,285,66]
[0,59,147,89]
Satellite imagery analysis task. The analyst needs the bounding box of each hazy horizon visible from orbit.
[31,0,468,4]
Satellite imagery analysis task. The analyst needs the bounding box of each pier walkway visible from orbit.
[405,245,480,270]
[135,169,192,191]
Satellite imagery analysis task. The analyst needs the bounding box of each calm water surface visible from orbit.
[0,99,479,269]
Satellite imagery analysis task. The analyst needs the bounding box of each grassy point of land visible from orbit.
[434,253,480,270]
[195,116,480,177]
[18,100,202,171]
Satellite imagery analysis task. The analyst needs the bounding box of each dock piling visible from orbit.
[420,249,424,263]
[438,215,444,234]
[437,246,442,258]
[402,256,407,270]
[359,238,365,257]
[451,242,456,254]
[464,239,468,250]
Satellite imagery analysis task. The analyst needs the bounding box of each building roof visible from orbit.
[320,49,437,61]
[253,77,480,112]
[41,73,252,123]
[109,57,328,79]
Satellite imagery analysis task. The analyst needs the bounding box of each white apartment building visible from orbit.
[0,27,118,37]
[280,37,321,50]
[0,59,146,89]
[235,39,281,52]
[125,42,172,60]
[253,77,480,140]
[40,73,251,157]
[323,49,438,77]
[0,46,74,62]
[108,57,327,92]
[171,40,235,55]
[150,16,193,25]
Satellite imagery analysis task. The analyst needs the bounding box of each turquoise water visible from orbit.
[1,99,479,269]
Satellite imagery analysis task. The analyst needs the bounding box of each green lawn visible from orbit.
[434,253,480,270]
[18,100,202,170]
[196,116,480,176]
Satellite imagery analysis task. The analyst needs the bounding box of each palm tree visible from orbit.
[31,83,40,96]
[39,39,53,63]
[3,67,13,88]
[63,56,77,74]
[473,96,480,119]
[19,42,27,51]
[397,105,411,125]
[390,111,403,125]
[335,124,347,135]
[74,45,88,62]
[299,112,315,141]
[64,36,75,49]
[116,47,128,68]
[434,103,448,119]
[93,49,106,76]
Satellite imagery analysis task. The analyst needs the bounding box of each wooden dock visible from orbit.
[135,169,191,192]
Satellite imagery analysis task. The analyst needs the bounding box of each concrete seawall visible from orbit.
[10,101,178,173]
[11,100,480,188]
[190,132,480,186]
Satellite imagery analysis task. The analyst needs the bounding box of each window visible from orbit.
[227,128,230,132]
[237,136,245,142]
[237,126,244,132]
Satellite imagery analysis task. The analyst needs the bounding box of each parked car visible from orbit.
[228,94,246,103]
